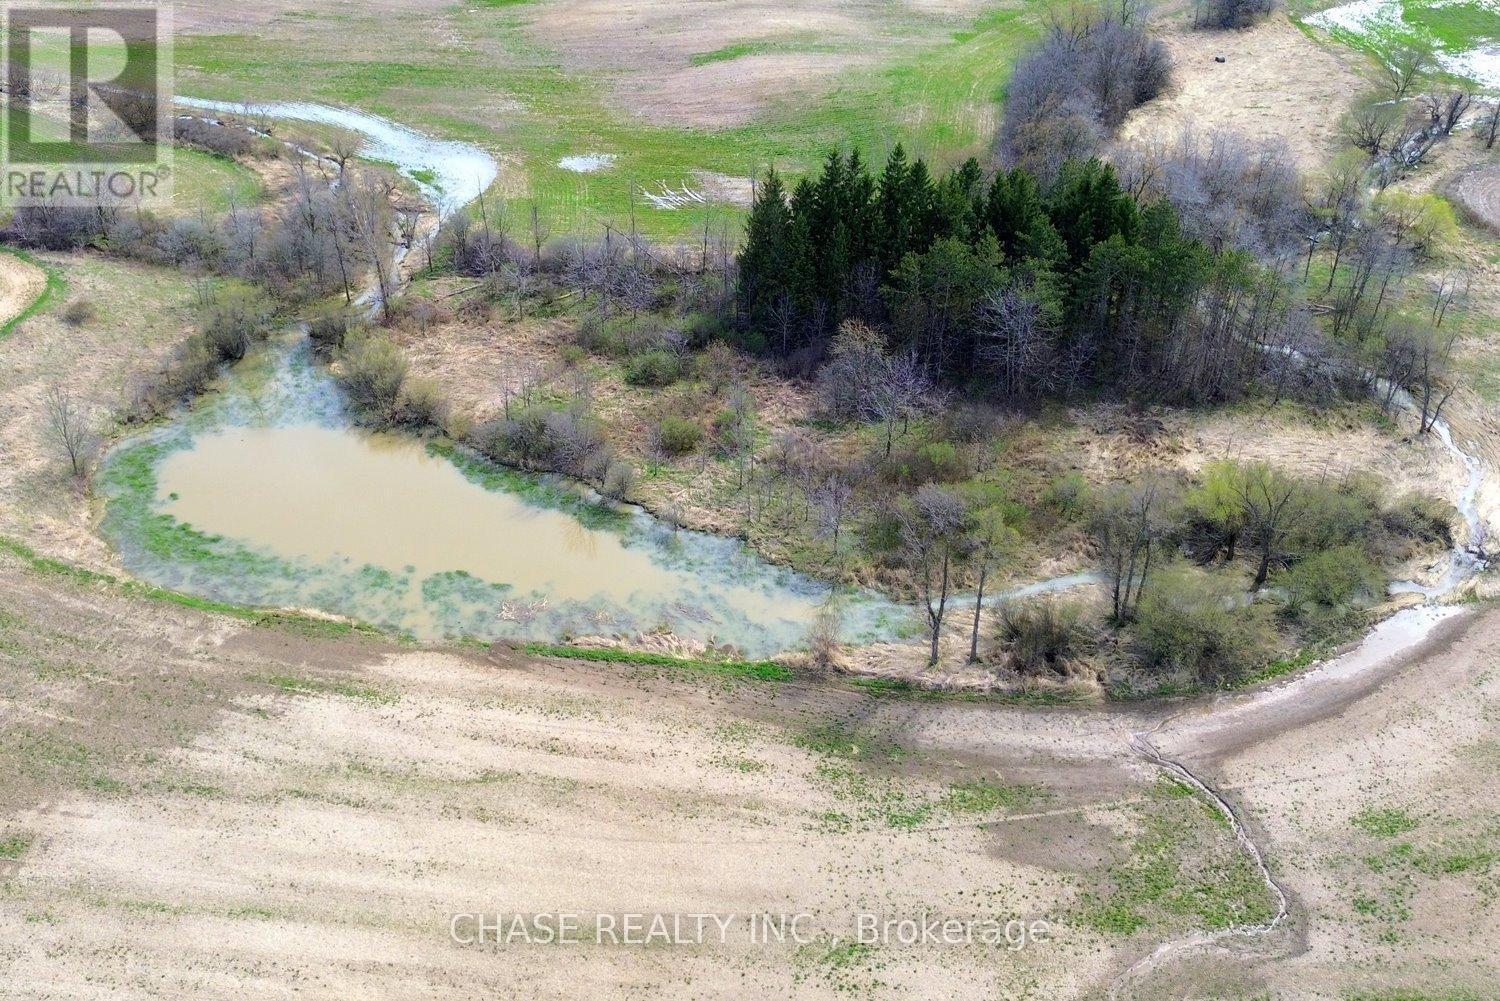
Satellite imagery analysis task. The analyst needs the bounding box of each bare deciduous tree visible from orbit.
[42,386,96,482]
[1090,481,1174,622]
[1235,462,1305,589]
[900,486,971,666]
[1382,42,1434,102]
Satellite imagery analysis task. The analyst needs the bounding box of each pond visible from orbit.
[99,338,913,656]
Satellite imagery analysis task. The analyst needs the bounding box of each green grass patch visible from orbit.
[849,676,1086,706]
[260,674,397,704]
[522,642,792,681]
[1081,785,1278,935]
[0,249,66,339]
[0,534,382,639]
[1353,806,1420,838]
[941,779,1047,814]
[168,146,265,213]
[0,833,34,860]
[168,0,1046,238]
[688,38,838,67]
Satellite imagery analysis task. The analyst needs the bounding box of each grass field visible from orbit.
[1296,0,1500,90]
[168,0,1045,237]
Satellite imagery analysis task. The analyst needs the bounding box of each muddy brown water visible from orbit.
[156,423,815,632]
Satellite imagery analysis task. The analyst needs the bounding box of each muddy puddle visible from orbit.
[99,339,911,655]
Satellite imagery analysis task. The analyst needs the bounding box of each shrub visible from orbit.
[999,599,1089,677]
[307,303,356,354]
[885,438,968,485]
[626,349,683,387]
[602,461,638,500]
[1043,473,1089,520]
[61,297,97,326]
[396,377,450,431]
[657,416,703,456]
[200,285,275,362]
[1276,543,1381,613]
[999,9,1171,180]
[1381,492,1455,549]
[470,405,612,481]
[132,336,220,417]
[337,329,407,425]
[1192,0,1278,30]
[1131,568,1276,685]
[695,339,740,394]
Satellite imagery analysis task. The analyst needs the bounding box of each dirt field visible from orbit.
[0,517,1493,997]
[1146,608,1500,998]
[1121,13,1368,169]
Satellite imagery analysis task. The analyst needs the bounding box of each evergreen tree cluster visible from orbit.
[737,147,1293,404]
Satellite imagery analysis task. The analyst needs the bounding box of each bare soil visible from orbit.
[0,528,1494,997]
[526,0,992,129]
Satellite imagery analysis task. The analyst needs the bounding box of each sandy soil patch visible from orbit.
[0,253,46,332]
[170,0,454,34]
[1122,14,1368,169]
[0,512,1494,996]
[0,551,1188,999]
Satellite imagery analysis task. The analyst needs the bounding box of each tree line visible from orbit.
[738,146,1306,406]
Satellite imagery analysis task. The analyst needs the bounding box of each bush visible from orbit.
[132,336,221,418]
[1042,473,1089,520]
[626,349,683,388]
[1131,568,1276,685]
[470,405,613,481]
[695,339,740,394]
[1192,0,1278,29]
[885,438,968,485]
[602,461,638,500]
[1276,543,1381,613]
[999,599,1089,677]
[396,377,450,431]
[307,303,357,354]
[999,9,1171,180]
[656,416,703,456]
[61,297,97,326]
[337,329,408,425]
[1381,492,1455,550]
[200,285,275,362]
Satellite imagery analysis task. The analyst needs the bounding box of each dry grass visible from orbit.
[1121,13,1368,169]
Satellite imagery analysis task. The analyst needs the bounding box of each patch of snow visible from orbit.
[175,97,498,216]
[557,153,615,173]
[1439,43,1500,90]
